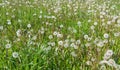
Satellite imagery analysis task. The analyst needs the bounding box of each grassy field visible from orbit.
[0,0,120,70]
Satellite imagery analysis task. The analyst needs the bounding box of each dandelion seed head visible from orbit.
[51,42,55,46]
[71,51,77,57]
[12,52,19,58]
[114,32,119,37]
[107,59,116,67]
[76,40,81,45]
[84,35,89,39]
[60,24,63,28]
[90,25,95,30]
[77,21,81,27]
[103,33,109,38]
[100,65,106,70]
[103,50,113,60]
[103,39,108,44]
[85,43,91,47]
[53,31,58,36]
[117,19,120,24]
[58,41,63,46]
[97,41,104,47]
[48,35,53,39]
[7,20,11,25]
[86,61,92,66]
[32,35,37,40]
[27,24,31,28]
[64,43,69,48]
[16,29,21,37]
[94,22,98,26]
[5,44,11,49]
[0,26,3,30]
[57,33,63,38]
[107,21,112,25]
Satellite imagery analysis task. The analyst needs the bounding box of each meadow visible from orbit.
[0,0,120,70]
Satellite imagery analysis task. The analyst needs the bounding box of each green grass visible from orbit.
[0,0,120,70]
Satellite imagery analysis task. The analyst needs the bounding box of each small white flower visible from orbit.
[57,33,63,38]
[51,16,56,19]
[70,43,75,47]
[88,19,91,22]
[73,29,77,33]
[116,65,120,70]
[0,26,3,30]
[87,37,92,41]
[103,50,113,60]
[117,19,120,24]
[48,35,53,39]
[60,24,64,28]
[5,44,11,49]
[47,42,51,46]
[53,31,58,36]
[100,65,106,70]
[40,30,44,34]
[64,43,69,48]
[45,46,51,51]
[103,39,108,44]
[77,21,81,27]
[107,21,112,25]
[107,59,116,67]
[12,52,19,58]
[71,51,77,57]
[85,43,91,47]
[73,44,78,49]
[16,29,21,37]
[91,57,96,62]
[84,35,89,39]
[16,38,20,42]
[51,42,55,46]
[76,40,81,45]
[100,15,103,18]
[65,39,69,43]
[86,61,92,65]
[58,41,63,46]
[90,25,95,30]
[102,23,105,26]
[114,33,119,37]
[100,11,106,15]
[27,24,31,28]
[97,41,104,47]
[99,60,108,65]
[103,33,109,38]
[32,35,37,40]
[40,11,42,13]
[70,38,75,42]
[39,15,42,18]
[18,19,22,23]
[94,22,98,26]
[6,12,9,15]
[7,20,11,25]
[97,48,101,52]
[93,38,99,44]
